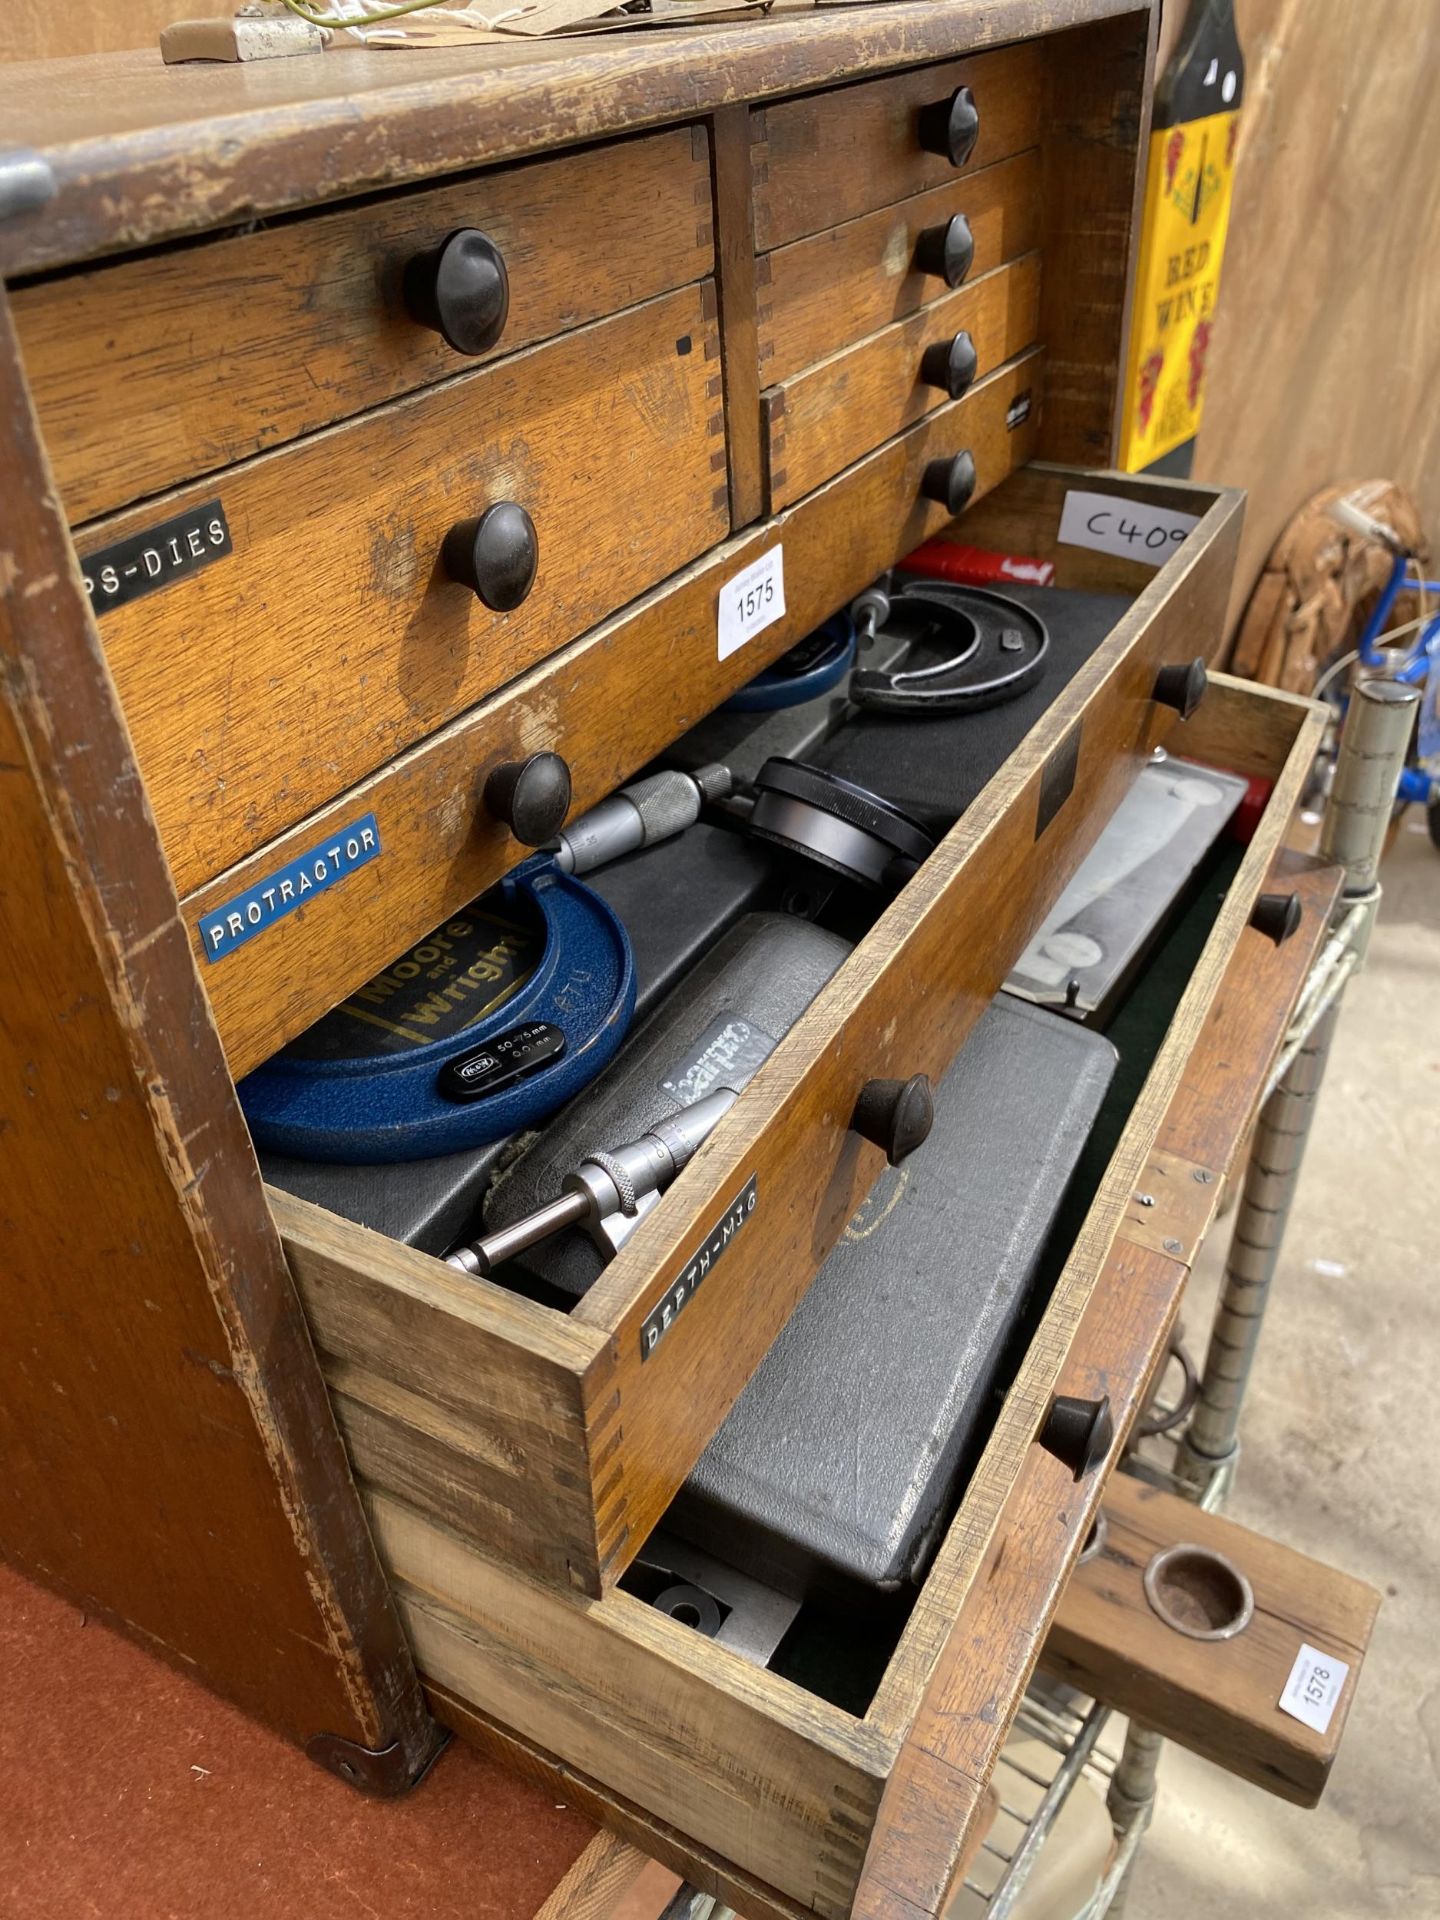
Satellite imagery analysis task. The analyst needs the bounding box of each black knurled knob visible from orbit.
[483,752,572,847]
[442,502,538,612]
[917,85,981,167]
[402,228,510,356]
[1250,891,1303,945]
[1039,1393,1114,1480]
[851,1074,934,1167]
[920,329,980,400]
[913,212,975,288]
[1152,657,1208,720]
[921,448,978,516]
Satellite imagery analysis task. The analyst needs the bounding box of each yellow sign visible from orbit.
[1119,106,1240,470]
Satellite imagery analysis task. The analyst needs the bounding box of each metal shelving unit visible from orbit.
[957,677,1415,1919]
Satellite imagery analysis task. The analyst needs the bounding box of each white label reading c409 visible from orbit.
[1057,489,1200,567]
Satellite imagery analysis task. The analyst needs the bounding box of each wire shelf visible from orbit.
[945,1687,1125,1918]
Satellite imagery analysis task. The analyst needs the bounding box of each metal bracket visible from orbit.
[306,1722,451,1798]
[0,151,57,225]
[1116,1148,1221,1267]
[1173,1435,1240,1509]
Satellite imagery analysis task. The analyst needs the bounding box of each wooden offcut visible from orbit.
[1046,1471,1380,1805]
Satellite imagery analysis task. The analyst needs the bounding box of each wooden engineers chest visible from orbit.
[0,6,1348,1915]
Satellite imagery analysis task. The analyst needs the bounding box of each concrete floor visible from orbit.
[1126,822,1440,1919]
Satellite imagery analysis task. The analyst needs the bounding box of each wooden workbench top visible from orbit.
[0,0,1144,277]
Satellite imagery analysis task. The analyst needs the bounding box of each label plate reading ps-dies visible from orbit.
[640,1174,758,1361]
[198,815,381,963]
[80,500,233,615]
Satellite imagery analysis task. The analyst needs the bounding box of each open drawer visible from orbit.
[264,437,1328,1908]
[274,456,1254,1600]
[275,671,1326,1919]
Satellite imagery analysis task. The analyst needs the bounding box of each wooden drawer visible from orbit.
[758,149,1042,387]
[186,352,1043,1078]
[282,671,1325,1918]
[272,460,1252,1583]
[84,283,728,898]
[763,254,1041,510]
[753,41,1045,252]
[15,125,714,527]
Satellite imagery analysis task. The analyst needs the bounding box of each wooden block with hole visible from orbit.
[1044,1471,1380,1804]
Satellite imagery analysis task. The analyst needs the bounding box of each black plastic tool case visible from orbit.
[670,995,1117,1595]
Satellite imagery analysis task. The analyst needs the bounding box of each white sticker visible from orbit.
[1278,1643,1349,1735]
[1058,489,1200,566]
[718,546,785,660]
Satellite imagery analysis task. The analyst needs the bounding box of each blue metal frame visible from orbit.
[1330,551,1440,807]
[1356,551,1440,682]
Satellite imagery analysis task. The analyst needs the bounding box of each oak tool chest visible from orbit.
[0,6,1373,1917]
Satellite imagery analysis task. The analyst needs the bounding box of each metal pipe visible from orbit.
[1318,677,1420,897]
[1088,1805,1152,1917]
[1176,1001,1338,1494]
[1103,1722,1164,1917]
[1174,675,1416,1500]
[1286,902,1366,1031]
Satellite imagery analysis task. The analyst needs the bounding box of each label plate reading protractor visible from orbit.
[238,858,635,1162]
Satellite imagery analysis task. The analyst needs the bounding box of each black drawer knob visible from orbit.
[1039,1393,1114,1480]
[403,227,510,356]
[442,502,538,612]
[851,1073,934,1167]
[1152,657,1208,720]
[913,212,975,288]
[1250,891,1303,945]
[920,448,978,516]
[920,329,980,400]
[917,85,981,168]
[484,752,572,846]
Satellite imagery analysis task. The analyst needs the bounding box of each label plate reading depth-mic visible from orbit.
[640,1175,758,1360]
